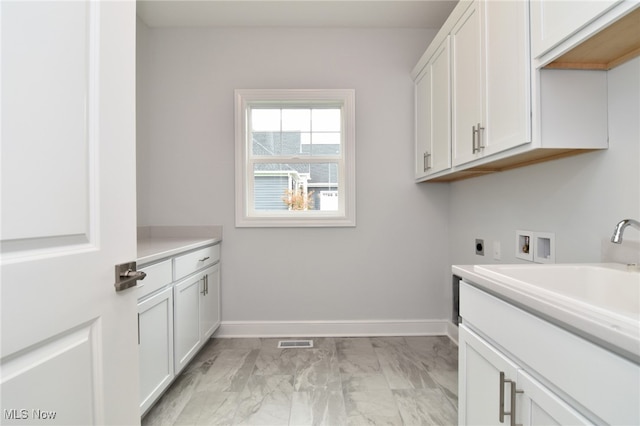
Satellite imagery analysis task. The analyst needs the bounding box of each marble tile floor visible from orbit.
[142,336,458,426]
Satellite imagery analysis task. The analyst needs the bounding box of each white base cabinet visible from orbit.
[174,263,221,374]
[200,263,221,343]
[517,370,592,426]
[137,242,221,416]
[458,281,640,425]
[174,274,203,374]
[459,325,591,426]
[458,324,519,425]
[138,286,174,415]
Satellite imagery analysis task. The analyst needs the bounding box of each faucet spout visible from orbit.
[611,219,640,244]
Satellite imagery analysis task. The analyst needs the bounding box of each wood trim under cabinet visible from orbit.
[425,148,600,182]
[544,8,640,71]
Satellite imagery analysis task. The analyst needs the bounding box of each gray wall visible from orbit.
[136,24,453,324]
[448,57,640,267]
[137,20,640,328]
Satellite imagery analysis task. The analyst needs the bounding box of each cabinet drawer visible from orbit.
[460,282,640,425]
[173,244,220,281]
[137,260,172,300]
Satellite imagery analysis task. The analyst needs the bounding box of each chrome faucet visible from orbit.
[611,219,640,243]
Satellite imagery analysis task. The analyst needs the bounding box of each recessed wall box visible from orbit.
[516,230,534,261]
[534,232,556,264]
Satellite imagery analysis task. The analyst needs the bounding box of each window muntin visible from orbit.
[235,89,355,227]
[250,108,341,157]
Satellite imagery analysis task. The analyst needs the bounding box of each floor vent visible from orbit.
[277,340,313,349]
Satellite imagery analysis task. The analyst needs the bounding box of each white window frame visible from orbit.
[235,89,356,227]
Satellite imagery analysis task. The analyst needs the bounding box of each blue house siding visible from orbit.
[254,175,289,210]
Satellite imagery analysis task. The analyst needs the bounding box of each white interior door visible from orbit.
[1,1,139,424]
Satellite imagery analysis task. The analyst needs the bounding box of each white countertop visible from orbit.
[453,264,640,364]
[138,236,221,265]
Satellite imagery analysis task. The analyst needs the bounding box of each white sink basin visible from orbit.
[473,263,640,321]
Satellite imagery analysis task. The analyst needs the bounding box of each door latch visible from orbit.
[114,261,146,292]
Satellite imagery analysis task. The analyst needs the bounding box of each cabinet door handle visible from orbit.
[205,275,209,295]
[499,372,523,426]
[499,372,507,422]
[477,123,485,151]
[472,123,485,153]
[510,379,524,426]
[424,151,431,171]
[201,276,207,295]
[472,124,477,153]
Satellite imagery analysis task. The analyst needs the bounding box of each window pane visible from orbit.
[300,136,341,156]
[252,132,304,156]
[312,109,341,131]
[251,109,280,131]
[313,132,341,146]
[282,109,310,131]
[281,132,305,155]
[251,108,341,157]
[253,162,339,211]
[252,132,282,155]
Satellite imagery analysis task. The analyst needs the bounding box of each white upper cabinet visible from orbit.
[412,0,611,182]
[481,0,532,156]
[530,0,621,59]
[415,63,432,179]
[415,37,451,180]
[451,1,483,167]
[531,0,640,69]
[452,0,531,166]
[430,40,452,175]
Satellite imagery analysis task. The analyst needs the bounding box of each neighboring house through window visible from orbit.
[235,89,356,227]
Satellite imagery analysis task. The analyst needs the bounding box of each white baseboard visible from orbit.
[214,319,454,338]
[446,321,459,345]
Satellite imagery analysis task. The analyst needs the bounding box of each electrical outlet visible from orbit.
[475,239,484,256]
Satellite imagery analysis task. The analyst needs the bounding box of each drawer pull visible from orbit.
[199,256,210,262]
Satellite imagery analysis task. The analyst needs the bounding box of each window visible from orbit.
[235,89,356,227]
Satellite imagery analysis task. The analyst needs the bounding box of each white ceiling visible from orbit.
[136,0,458,29]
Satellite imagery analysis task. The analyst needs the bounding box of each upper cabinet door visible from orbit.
[430,39,452,175]
[415,37,451,180]
[530,0,621,58]
[451,1,483,167]
[415,62,433,179]
[481,0,532,156]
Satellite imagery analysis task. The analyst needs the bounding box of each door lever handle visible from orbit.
[114,261,146,292]
[120,269,145,278]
